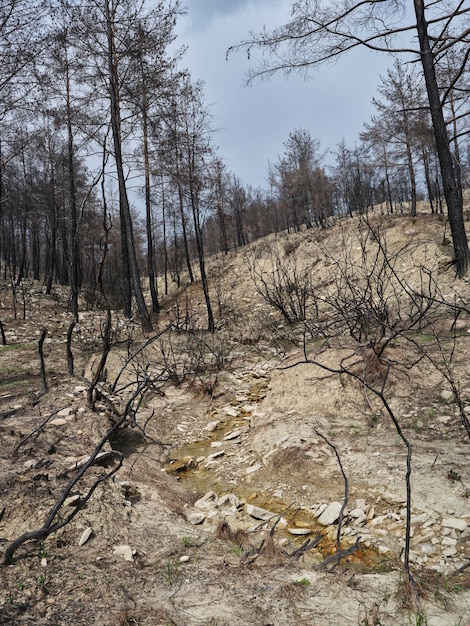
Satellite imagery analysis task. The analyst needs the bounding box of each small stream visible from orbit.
[161,384,383,570]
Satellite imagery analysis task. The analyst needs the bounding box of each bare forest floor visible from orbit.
[2,207,470,625]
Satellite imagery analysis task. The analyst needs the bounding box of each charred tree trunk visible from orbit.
[414,0,469,276]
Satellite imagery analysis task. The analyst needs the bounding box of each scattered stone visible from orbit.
[245,463,263,475]
[217,494,240,509]
[287,527,311,535]
[50,418,68,426]
[378,545,390,554]
[205,420,219,432]
[442,537,457,546]
[317,501,342,527]
[64,495,81,507]
[442,547,457,557]
[349,508,365,518]
[223,407,239,417]
[312,503,327,518]
[187,512,205,525]
[245,504,275,521]
[179,555,190,563]
[113,545,134,562]
[74,386,87,393]
[223,428,244,441]
[57,408,72,417]
[207,450,225,461]
[79,527,93,546]
[438,415,452,424]
[23,460,37,469]
[441,390,453,402]
[442,518,467,532]
[194,491,218,510]
[40,558,48,567]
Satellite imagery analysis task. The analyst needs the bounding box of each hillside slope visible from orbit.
[2,210,470,625]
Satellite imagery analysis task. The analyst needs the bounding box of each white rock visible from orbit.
[312,503,327,518]
[79,527,93,546]
[40,558,48,567]
[317,502,342,527]
[223,407,239,417]
[442,547,457,557]
[217,494,240,509]
[441,390,453,402]
[50,418,68,426]
[187,512,205,525]
[58,408,72,417]
[113,545,134,562]
[442,536,457,546]
[349,508,365,518]
[245,504,275,521]
[223,429,244,441]
[245,463,263,474]
[442,518,467,532]
[207,450,225,461]
[205,420,219,432]
[194,491,218,510]
[378,545,390,554]
[64,495,81,507]
[438,415,452,424]
[179,555,190,563]
[287,527,311,535]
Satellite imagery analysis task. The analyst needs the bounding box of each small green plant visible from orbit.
[162,561,179,585]
[410,610,428,626]
[294,577,311,588]
[76,573,84,580]
[38,543,47,559]
[231,544,244,557]
[182,536,193,548]
[17,582,25,591]
[37,574,45,586]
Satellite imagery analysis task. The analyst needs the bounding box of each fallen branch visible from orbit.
[316,537,361,571]
[283,534,322,561]
[12,406,71,458]
[1,405,137,565]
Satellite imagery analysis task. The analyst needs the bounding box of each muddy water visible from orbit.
[163,396,386,571]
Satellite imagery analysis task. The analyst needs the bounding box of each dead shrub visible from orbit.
[271,446,309,471]
[216,519,247,547]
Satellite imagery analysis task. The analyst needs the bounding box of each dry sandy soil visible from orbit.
[2,209,470,625]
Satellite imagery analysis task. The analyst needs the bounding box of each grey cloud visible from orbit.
[185,0,269,30]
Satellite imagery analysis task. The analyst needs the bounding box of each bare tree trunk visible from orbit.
[414,0,469,276]
[104,0,152,333]
[141,77,159,314]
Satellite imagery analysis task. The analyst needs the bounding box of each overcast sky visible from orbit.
[177,0,393,190]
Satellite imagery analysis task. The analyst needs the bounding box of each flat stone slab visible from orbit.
[246,504,275,521]
[442,518,467,532]
[317,501,342,526]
